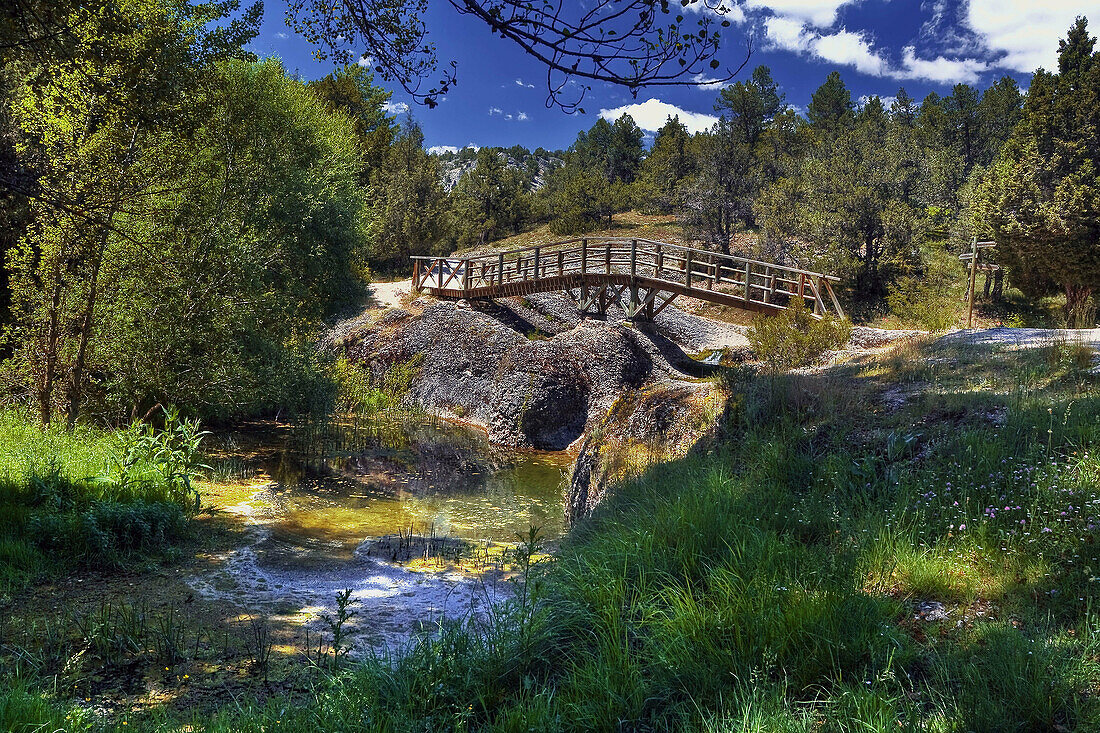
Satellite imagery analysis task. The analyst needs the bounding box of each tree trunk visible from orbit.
[36,257,66,426]
[65,207,116,429]
[1064,283,1095,328]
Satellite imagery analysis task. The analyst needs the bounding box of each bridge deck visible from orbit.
[411,238,843,321]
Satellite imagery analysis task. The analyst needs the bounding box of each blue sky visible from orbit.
[250,0,1100,152]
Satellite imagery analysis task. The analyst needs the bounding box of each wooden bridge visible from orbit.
[411,238,843,321]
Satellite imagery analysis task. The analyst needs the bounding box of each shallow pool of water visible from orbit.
[193,415,570,653]
[211,415,569,563]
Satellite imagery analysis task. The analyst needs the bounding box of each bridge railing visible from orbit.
[411,237,843,318]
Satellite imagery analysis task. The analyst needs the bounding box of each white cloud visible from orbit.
[965,0,1100,72]
[514,78,536,88]
[748,0,860,27]
[899,46,989,84]
[599,98,719,134]
[517,111,529,121]
[812,29,888,75]
[765,16,813,51]
[275,31,289,39]
[357,55,372,67]
[766,18,990,84]
[691,72,725,89]
[488,106,503,116]
[383,101,409,114]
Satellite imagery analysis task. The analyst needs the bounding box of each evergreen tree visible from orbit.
[808,71,854,130]
[309,65,398,180]
[367,118,449,268]
[715,65,786,147]
[635,116,695,213]
[979,17,1100,326]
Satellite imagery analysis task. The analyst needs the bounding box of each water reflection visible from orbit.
[213,415,569,566]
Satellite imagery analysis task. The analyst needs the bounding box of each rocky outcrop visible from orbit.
[331,291,734,519]
[337,299,686,450]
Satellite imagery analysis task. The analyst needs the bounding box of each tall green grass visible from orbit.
[0,410,200,594]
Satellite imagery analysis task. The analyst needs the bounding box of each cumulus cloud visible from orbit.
[275,31,289,39]
[514,78,536,88]
[899,46,989,84]
[599,98,718,134]
[383,101,409,115]
[488,106,503,116]
[965,0,1097,72]
[683,1,747,24]
[356,55,373,67]
[765,16,813,50]
[765,17,989,84]
[517,111,529,121]
[812,29,888,75]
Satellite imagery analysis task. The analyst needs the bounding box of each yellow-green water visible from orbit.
[211,416,569,562]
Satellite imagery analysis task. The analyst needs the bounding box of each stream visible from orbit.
[187,414,570,655]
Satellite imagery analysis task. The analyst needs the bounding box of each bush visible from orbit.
[28,501,187,567]
[748,299,851,371]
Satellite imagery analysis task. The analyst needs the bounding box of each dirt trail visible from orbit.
[367,279,412,309]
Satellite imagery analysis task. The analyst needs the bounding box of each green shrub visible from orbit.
[886,275,958,331]
[28,501,187,567]
[748,300,851,371]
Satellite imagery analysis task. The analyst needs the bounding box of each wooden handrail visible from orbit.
[410,237,844,319]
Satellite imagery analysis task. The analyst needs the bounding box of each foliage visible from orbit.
[747,299,852,371]
[367,119,450,269]
[0,410,203,588]
[112,406,210,514]
[4,49,368,423]
[308,64,398,180]
[977,18,1100,327]
[450,148,534,246]
[885,242,967,331]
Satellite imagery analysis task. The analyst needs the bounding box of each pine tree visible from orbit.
[979,17,1100,326]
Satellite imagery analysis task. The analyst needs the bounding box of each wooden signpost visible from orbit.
[959,238,996,328]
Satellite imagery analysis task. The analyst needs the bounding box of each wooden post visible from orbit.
[581,239,588,273]
[813,276,823,315]
[630,239,637,279]
[966,236,978,329]
[685,251,692,290]
[656,244,663,278]
[743,260,751,300]
[438,259,444,291]
[534,246,541,280]
[558,249,564,276]
[605,242,611,274]
[412,259,420,291]
[462,259,470,293]
[498,252,505,286]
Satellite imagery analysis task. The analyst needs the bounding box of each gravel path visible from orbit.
[939,327,1100,349]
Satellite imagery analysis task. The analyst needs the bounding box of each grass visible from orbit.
[3,336,1100,730]
[0,410,203,595]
